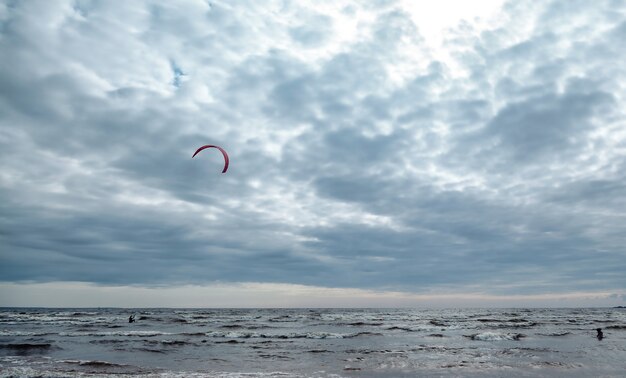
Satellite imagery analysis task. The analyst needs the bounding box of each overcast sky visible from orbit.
[1,0,625,307]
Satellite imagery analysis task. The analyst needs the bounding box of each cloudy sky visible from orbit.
[1,0,625,307]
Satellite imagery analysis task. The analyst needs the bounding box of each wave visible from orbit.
[605,325,626,330]
[89,339,127,344]
[59,330,173,337]
[60,359,131,368]
[257,353,293,360]
[506,322,538,328]
[343,322,384,326]
[135,347,167,354]
[0,330,55,337]
[346,348,412,355]
[385,326,416,332]
[216,323,277,330]
[530,361,584,368]
[0,313,115,325]
[0,343,53,351]
[57,359,151,374]
[181,332,207,336]
[177,332,206,336]
[345,332,383,338]
[145,340,195,346]
[474,318,532,324]
[220,324,244,329]
[0,366,358,377]
[538,332,571,337]
[204,331,377,339]
[429,320,447,326]
[465,318,538,329]
[410,345,463,353]
[465,332,526,341]
[68,312,98,316]
[268,316,298,323]
[508,318,531,323]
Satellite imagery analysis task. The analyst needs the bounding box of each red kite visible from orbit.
[192,145,229,173]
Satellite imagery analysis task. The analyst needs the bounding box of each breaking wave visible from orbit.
[465,332,526,341]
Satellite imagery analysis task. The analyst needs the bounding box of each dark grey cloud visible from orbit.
[1,0,625,297]
[478,88,613,164]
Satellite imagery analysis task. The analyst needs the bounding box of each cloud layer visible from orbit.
[1,0,625,299]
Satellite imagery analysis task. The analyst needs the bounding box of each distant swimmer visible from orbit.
[596,328,603,340]
[129,314,136,323]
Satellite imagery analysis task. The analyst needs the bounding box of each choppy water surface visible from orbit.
[1,308,625,377]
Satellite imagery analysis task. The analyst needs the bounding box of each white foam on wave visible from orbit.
[59,330,172,337]
[0,312,115,324]
[159,372,345,378]
[0,367,344,378]
[0,330,54,337]
[467,332,525,341]
[58,359,131,367]
[205,331,349,339]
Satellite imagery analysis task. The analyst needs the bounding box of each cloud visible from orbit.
[1,0,625,304]
[289,12,333,48]
[478,88,614,164]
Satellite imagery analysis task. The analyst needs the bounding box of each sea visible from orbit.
[1,307,625,377]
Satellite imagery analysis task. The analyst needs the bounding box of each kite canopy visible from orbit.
[192,145,229,173]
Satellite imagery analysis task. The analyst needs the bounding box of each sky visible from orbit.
[1,0,625,308]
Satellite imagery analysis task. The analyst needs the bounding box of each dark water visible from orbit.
[1,308,625,377]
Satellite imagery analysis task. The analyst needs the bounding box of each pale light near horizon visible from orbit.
[0,282,623,308]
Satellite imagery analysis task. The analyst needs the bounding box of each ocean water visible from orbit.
[0,308,625,377]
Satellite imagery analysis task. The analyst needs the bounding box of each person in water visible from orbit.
[596,328,603,340]
[129,314,136,323]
